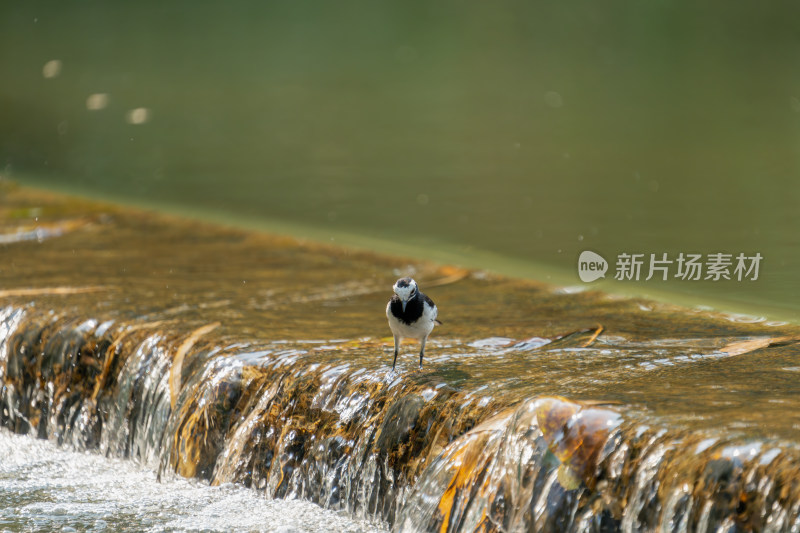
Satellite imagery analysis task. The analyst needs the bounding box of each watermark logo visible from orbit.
[577,250,608,282]
[578,251,762,282]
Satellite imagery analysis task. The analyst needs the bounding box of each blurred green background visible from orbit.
[1,1,799,320]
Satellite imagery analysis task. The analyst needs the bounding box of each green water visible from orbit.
[2,1,799,320]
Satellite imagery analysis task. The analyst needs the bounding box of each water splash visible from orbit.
[0,429,381,532]
[3,306,800,531]
[3,185,800,531]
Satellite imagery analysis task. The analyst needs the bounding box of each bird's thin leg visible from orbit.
[419,336,427,370]
[392,336,399,371]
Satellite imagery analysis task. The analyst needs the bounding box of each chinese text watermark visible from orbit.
[578,251,762,282]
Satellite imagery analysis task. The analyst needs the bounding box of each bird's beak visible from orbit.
[401,300,408,312]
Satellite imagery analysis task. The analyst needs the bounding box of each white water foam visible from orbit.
[0,429,386,533]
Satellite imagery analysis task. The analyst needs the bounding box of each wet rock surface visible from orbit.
[2,184,800,531]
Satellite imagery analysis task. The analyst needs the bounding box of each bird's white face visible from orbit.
[393,278,418,301]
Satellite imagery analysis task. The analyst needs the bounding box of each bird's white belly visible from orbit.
[386,302,437,340]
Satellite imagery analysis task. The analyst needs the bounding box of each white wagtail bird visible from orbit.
[386,277,441,371]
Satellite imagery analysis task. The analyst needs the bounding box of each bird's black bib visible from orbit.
[389,293,431,325]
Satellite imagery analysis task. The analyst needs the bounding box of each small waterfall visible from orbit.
[2,305,800,531]
[399,397,800,531]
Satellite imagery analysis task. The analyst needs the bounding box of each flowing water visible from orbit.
[2,186,800,531]
[3,3,800,530]
[1,1,800,320]
[0,429,383,532]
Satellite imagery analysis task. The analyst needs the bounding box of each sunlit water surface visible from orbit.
[2,188,800,530]
[1,1,799,320]
[0,429,385,533]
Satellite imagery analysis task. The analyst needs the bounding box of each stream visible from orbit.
[1,187,800,531]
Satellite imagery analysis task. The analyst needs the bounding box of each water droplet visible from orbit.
[42,59,62,78]
[126,107,150,125]
[544,91,563,108]
[86,93,109,111]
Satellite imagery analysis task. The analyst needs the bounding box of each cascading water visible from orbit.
[3,307,800,532]
[2,187,800,532]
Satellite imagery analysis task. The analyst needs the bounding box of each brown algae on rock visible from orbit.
[2,185,800,530]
